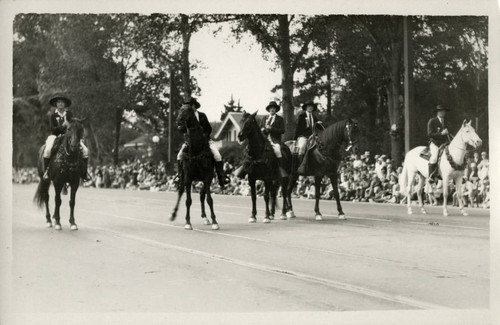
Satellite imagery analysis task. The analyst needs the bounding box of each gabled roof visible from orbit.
[123,134,155,148]
[214,112,243,140]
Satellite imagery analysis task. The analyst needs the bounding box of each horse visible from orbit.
[399,120,482,217]
[285,118,360,221]
[236,111,292,223]
[33,117,86,230]
[170,106,219,230]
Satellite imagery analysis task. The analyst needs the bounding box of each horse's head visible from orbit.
[65,118,85,155]
[238,110,259,142]
[344,118,360,154]
[458,120,482,149]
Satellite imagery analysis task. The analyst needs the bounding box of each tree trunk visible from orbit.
[278,15,295,141]
[388,37,404,166]
[180,14,192,101]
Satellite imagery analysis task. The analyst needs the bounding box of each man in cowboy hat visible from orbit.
[260,101,287,177]
[42,94,90,181]
[427,104,452,183]
[175,97,229,188]
[294,100,323,164]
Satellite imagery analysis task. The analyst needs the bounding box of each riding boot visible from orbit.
[43,158,51,180]
[81,158,91,181]
[278,158,288,178]
[215,161,230,189]
[428,163,437,184]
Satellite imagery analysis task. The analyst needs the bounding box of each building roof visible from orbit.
[213,112,243,140]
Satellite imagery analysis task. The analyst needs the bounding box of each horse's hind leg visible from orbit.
[286,173,298,218]
[262,180,272,223]
[205,182,219,230]
[279,178,288,220]
[269,181,277,220]
[44,190,52,227]
[68,183,79,230]
[53,183,63,230]
[417,175,427,214]
[314,176,323,220]
[200,186,210,225]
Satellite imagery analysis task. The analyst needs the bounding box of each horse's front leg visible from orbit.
[184,181,193,230]
[170,182,185,221]
[416,175,427,214]
[279,177,289,220]
[53,183,63,230]
[455,173,468,216]
[442,176,449,217]
[68,182,79,230]
[44,184,52,228]
[205,181,219,230]
[269,180,277,220]
[314,176,323,220]
[329,174,345,220]
[248,179,258,223]
[286,173,298,219]
[200,185,209,225]
[262,180,272,223]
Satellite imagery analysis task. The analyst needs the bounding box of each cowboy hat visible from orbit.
[49,95,72,107]
[301,101,318,111]
[184,98,201,109]
[266,101,280,112]
[435,104,450,112]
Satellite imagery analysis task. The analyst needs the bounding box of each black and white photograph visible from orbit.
[1,0,499,324]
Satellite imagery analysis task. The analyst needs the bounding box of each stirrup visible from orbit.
[43,170,50,180]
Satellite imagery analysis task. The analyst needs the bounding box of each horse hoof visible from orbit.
[407,209,413,215]
[263,218,271,223]
[248,217,257,223]
[443,211,449,217]
[184,224,193,230]
[202,218,211,225]
[170,213,176,222]
[421,209,427,215]
[269,215,275,220]
[338,214,346,220]
[315,215,323,221]
[286,211,295,219]
[280,214,287,220]
[46,222,52,228]
[54,224,62,230]
[70,225,78,231]
[211,224,220,230]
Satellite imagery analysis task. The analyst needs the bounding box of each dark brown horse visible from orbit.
[285,118,360,220]
[34,118,86,230]
[237,111,292,223]
[170,106,219,230]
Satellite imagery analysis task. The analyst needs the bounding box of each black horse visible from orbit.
[237,111,292,223]
[170,106,219,230]
[285,118,359,220]
[33,118,86,230]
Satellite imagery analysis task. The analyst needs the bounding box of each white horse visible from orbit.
[400,120,482,216]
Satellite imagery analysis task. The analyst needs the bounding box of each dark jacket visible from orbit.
[427,116,451,146]
[294,112,319,139]
[49,110,73,136]
[260,114,285,143]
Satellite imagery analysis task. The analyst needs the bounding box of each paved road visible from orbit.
[10,184,490,321]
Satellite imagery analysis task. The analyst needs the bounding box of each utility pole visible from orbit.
[403,16,416,153]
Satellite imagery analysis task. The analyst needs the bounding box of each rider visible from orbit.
[260,101,287,177]
[42,95,90,181]
[175,98,229,188]
[294,100,323,162]
[427,104,452,184]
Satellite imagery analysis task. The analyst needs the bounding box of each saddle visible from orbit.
[419,144,446,161]
[297,135,327,175]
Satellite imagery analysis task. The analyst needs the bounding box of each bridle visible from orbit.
[345,120,355,152]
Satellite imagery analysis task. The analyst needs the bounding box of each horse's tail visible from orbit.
[399,161,409,195]
[33,178,50,209]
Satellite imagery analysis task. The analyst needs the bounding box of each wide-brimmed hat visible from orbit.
[301,101,318,111]
[49,95,71,107]
[435,104,450,112]
[184,98,201,109]
[266,101,280,112]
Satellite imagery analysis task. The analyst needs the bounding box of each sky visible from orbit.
[189,24,282,121]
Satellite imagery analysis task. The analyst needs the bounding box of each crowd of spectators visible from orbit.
[12,150,490,209]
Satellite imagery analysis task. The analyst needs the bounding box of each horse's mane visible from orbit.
[319,119,347,146]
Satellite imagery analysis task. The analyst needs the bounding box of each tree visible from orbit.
[231,15,323,140]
